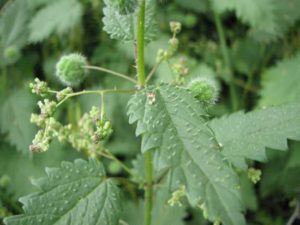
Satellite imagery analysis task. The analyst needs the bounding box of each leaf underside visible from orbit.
[209,103,300,169]
[127,84,245,225]
[0,89,37,153]
[4,159,121,225]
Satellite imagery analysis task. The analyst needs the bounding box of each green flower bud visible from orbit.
[0,175,11,188]
[55,53,88,86]
[170,21,182,34]
[108,161,122,174]
[168,185,186,207]
[29,78,50,97]
[187,77,219,105]
[37,99,57,118]
[56,87,73,101]
[248,168,262,184]
[93,120,113,143]
[30,130,51,153]
[3,46,20,65]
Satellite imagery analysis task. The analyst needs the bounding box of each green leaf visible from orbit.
[259,53,300,107]
[0,89,37,153]
[4,159,122,225]
[212,0,300,43]
[0,141,81,197]
[212,0,276,33]
[209,103,300,169]
[127,84,245,225]
[102,0,157,42]
[28,0,83,43]
[249,0,300,42]
[0,0,29,48]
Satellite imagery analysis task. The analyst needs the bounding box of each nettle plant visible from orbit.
[4,1,300,225]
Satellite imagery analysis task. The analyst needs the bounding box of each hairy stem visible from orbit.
[137,0,146,87]
[287,201,300,225]
[55,89,135,107]
[84,65,137,84]
[213,10,239,111]
[136,1,153,225]
[146,60,162,83]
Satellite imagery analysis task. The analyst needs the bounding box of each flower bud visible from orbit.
[56,87,73,101]
[108,161,122,174]
[248,168,262,184]
[29,78,49,97]
[170,21,182,34]
[55,53,88,86]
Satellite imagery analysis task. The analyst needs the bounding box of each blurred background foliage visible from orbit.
[0,0,300,224]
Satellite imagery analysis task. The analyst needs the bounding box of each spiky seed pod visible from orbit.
[3,46,20,65]
[187,77,219,106]
[55,53,88,86]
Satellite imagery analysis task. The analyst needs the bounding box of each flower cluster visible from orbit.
[172,57,189,84]
[156,21,182,62]
[168,185,186,207]
[29,78,50,97]
[248,168,262,184]
[29,85,113,155]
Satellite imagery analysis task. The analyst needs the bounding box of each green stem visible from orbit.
[99,150,143,182]
[144,151,153,225]
[55,89,135,107]
[84,65,137,84]
[136,1,153,225]
[136,0,146,87]
[146,60,162,83]
[213,10,239,111]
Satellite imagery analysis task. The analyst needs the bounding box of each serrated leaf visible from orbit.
[4,159,121,225]
[127,84,245,225]
[0,0,29,48]
[102,0,157,42]
[212,0,276,33]
[249,0,300,42]
[0,89,37,153]
[28,0,83,43]
[259,52,300,107]
[209,103,300,169]
[212,0,300,43]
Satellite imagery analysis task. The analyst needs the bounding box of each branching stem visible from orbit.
[55,89,135,107]
[287,201,300,225]
[84,65,137,84]
[146,60,162,83]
